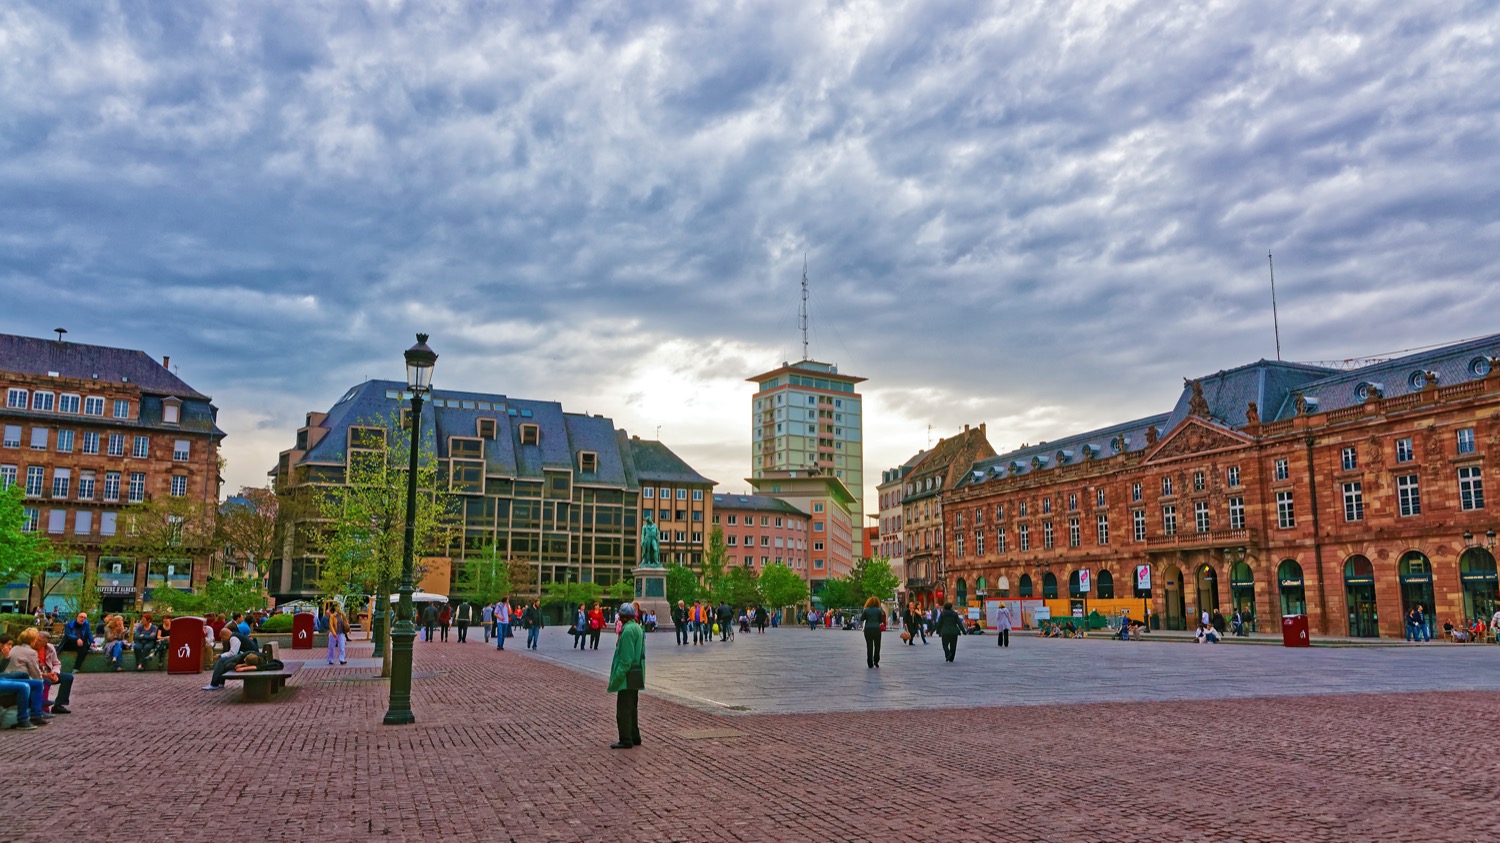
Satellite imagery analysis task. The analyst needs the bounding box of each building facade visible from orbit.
[877,455,922,603]
[945,335,1500,639]
[747,470,858,588]
[629,437,715,567]
[748,359,866,519]
[271,380,712,604]
[898,424,995,608]
[712,493,812,580]
[1,333,224,612]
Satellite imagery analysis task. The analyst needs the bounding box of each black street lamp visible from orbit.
[384,333,436,727]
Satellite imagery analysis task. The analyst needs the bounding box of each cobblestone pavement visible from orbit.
[5,629,1498,842]
[535,625,1500,714]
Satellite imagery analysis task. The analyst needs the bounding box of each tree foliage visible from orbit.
[757,563,809,609]
[0,485,53,594]
[664,563,700,605]
[149,574,269,617]
[104,494,216,563]
[850,556,901,603]
[541,580,601,610]
[454,543,514,605]
[716,566,762,608]
[217,486,281,579]
[309,414,457,601]
[700,526,727,597]
[816,575,858,610]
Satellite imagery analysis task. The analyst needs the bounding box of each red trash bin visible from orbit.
[1281,614,1310,647]
[167,616,206,674]
[292,612,316,649]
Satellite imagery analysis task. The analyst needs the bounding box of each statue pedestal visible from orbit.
[632,565,670,629]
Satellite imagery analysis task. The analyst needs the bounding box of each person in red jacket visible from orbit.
[587,602,605,650]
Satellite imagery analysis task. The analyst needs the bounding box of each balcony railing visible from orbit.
[1145,528,1256,550]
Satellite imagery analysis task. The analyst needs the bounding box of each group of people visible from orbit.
[1442,610,1499,643]
[1,628,75,730]
[670,600,769,645]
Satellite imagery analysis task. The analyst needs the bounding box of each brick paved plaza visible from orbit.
[5,626,1499,842]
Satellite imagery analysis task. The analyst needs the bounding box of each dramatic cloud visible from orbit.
[2,0,1497,506]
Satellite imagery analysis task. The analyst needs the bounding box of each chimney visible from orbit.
[162,355,171,369]
[964,424,970,432]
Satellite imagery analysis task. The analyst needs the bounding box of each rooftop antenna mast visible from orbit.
[1268,253,1282,361]
[800,254,810,361]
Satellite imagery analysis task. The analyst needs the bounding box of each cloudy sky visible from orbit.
[3,0,1498,513]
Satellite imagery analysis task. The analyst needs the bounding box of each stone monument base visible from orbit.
[631,564,671,628]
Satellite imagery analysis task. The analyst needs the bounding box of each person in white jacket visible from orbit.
[994,606,1013,648]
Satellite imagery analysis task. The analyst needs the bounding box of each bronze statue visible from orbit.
[640,513,661,567]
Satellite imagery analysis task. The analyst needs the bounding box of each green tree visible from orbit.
[604,578,635,605]
[454,543,512,605]
[851,555,901,603]
[665,563,700,605]
[311,414,456,599]
[541,580,601,612]
[0,486,52,597]
[216,486,280,581]
[816,575,857,610]
[700,526,727,600]
[104,494,216,608]
[306,413,457,671]
[719,566,762,608]
[757,563,809,610]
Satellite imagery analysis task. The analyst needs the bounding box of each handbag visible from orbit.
[625,665,645,690]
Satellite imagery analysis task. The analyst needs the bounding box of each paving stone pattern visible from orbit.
[3,627,1497,842]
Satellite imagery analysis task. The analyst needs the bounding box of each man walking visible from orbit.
[672,600,688,645]
[421,603,438,642]
[481,602,494,643]
[717,601,732,641]
[690,600,706,645]
[936,602,963,663]
[455,601,474,643]
[524,601,543,650]
[494,600,511,651]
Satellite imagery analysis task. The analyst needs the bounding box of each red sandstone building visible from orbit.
[712,493,812,580]
[896,424,996,608]
[1,333,224,613]
[944,335,1499,639]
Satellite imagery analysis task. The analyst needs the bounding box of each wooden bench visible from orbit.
[220,662,301,702]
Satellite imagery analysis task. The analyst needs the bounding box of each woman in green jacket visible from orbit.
[608,602,645,749]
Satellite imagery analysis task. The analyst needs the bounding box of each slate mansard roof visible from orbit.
[0,334,211,401]
[294,380,707,489]
[956,413,1171,489]
[954,331,1500,491]
[712,493,809,517]
[624,437,716,486]
[0,333,223,436]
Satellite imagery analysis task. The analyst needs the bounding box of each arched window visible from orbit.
[1278,559,1306,616]
[1018,573,1034,597]
[1096,569,1115,599]
[1042,571,1059,599]
[956,578,968,607]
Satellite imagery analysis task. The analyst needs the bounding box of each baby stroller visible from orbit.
[739,614,751,634]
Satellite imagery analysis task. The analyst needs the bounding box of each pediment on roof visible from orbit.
[1143,418,1252,463]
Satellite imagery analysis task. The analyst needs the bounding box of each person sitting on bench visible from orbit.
[203,627,257,691]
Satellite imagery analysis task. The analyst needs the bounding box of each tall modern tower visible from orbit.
[747,360,866,519]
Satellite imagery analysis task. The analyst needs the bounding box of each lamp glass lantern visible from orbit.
[405,333,438,393]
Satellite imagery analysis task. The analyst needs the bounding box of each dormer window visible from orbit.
[519,423,540,445]
[477,418,497,438]
[163,398,182,425]
[579,451,598,473]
